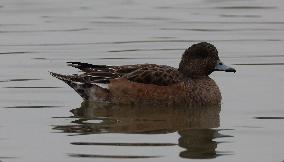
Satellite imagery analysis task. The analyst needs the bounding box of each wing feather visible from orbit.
[58,62,184,86]
[124,65,184,86]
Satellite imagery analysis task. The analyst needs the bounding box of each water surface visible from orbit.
[1,0,284,161]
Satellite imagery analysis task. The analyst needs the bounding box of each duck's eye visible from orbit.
[219,62,223,65]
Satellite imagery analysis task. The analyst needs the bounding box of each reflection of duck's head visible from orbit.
[179,42,236,78]
[179,129,218,159]
[178,129,233,159]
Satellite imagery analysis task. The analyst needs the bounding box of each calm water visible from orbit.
[1,0,284,161]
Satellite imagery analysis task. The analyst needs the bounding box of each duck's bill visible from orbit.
[214,60,236,73]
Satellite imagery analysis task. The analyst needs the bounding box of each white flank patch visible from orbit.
[96,83,109,89]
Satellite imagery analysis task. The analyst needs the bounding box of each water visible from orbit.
[1,0,284,161]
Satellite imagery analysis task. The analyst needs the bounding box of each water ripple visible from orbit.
[0,28,88,33]
[108,48,182,53]
[71,142,176,146]
[161,28,284,32]
[220,14,261,18]
[0,79,41,82]
[234,63,284,66]
[225,54,284,59]
[68,153,162,159]
[0,39,281,47]
[4,86,62,88]
[0,52,32,55]
[4,106,62,109]
[215,6,277,9]
[96,57,175,60]
[255,117,284,119]
[174,21,284,24]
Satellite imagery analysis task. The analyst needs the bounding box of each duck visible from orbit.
[50,42,236,107]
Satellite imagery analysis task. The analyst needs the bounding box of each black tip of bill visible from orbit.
[225,67,236,73]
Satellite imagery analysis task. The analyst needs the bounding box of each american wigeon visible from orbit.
[50,42,236,106]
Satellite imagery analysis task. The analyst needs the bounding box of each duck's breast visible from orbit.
[188,78,221,106]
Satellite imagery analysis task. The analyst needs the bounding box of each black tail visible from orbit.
[50,72,109,101]
[67,62,115,73]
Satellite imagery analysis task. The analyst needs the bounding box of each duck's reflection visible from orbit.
[179,129,218,159]
[54,102,230,159]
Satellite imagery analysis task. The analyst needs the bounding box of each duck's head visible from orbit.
[178,42,236,77]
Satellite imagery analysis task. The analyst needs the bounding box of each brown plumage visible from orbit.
[50,42,236,106]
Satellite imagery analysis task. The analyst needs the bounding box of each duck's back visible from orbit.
[123,65,185,86]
